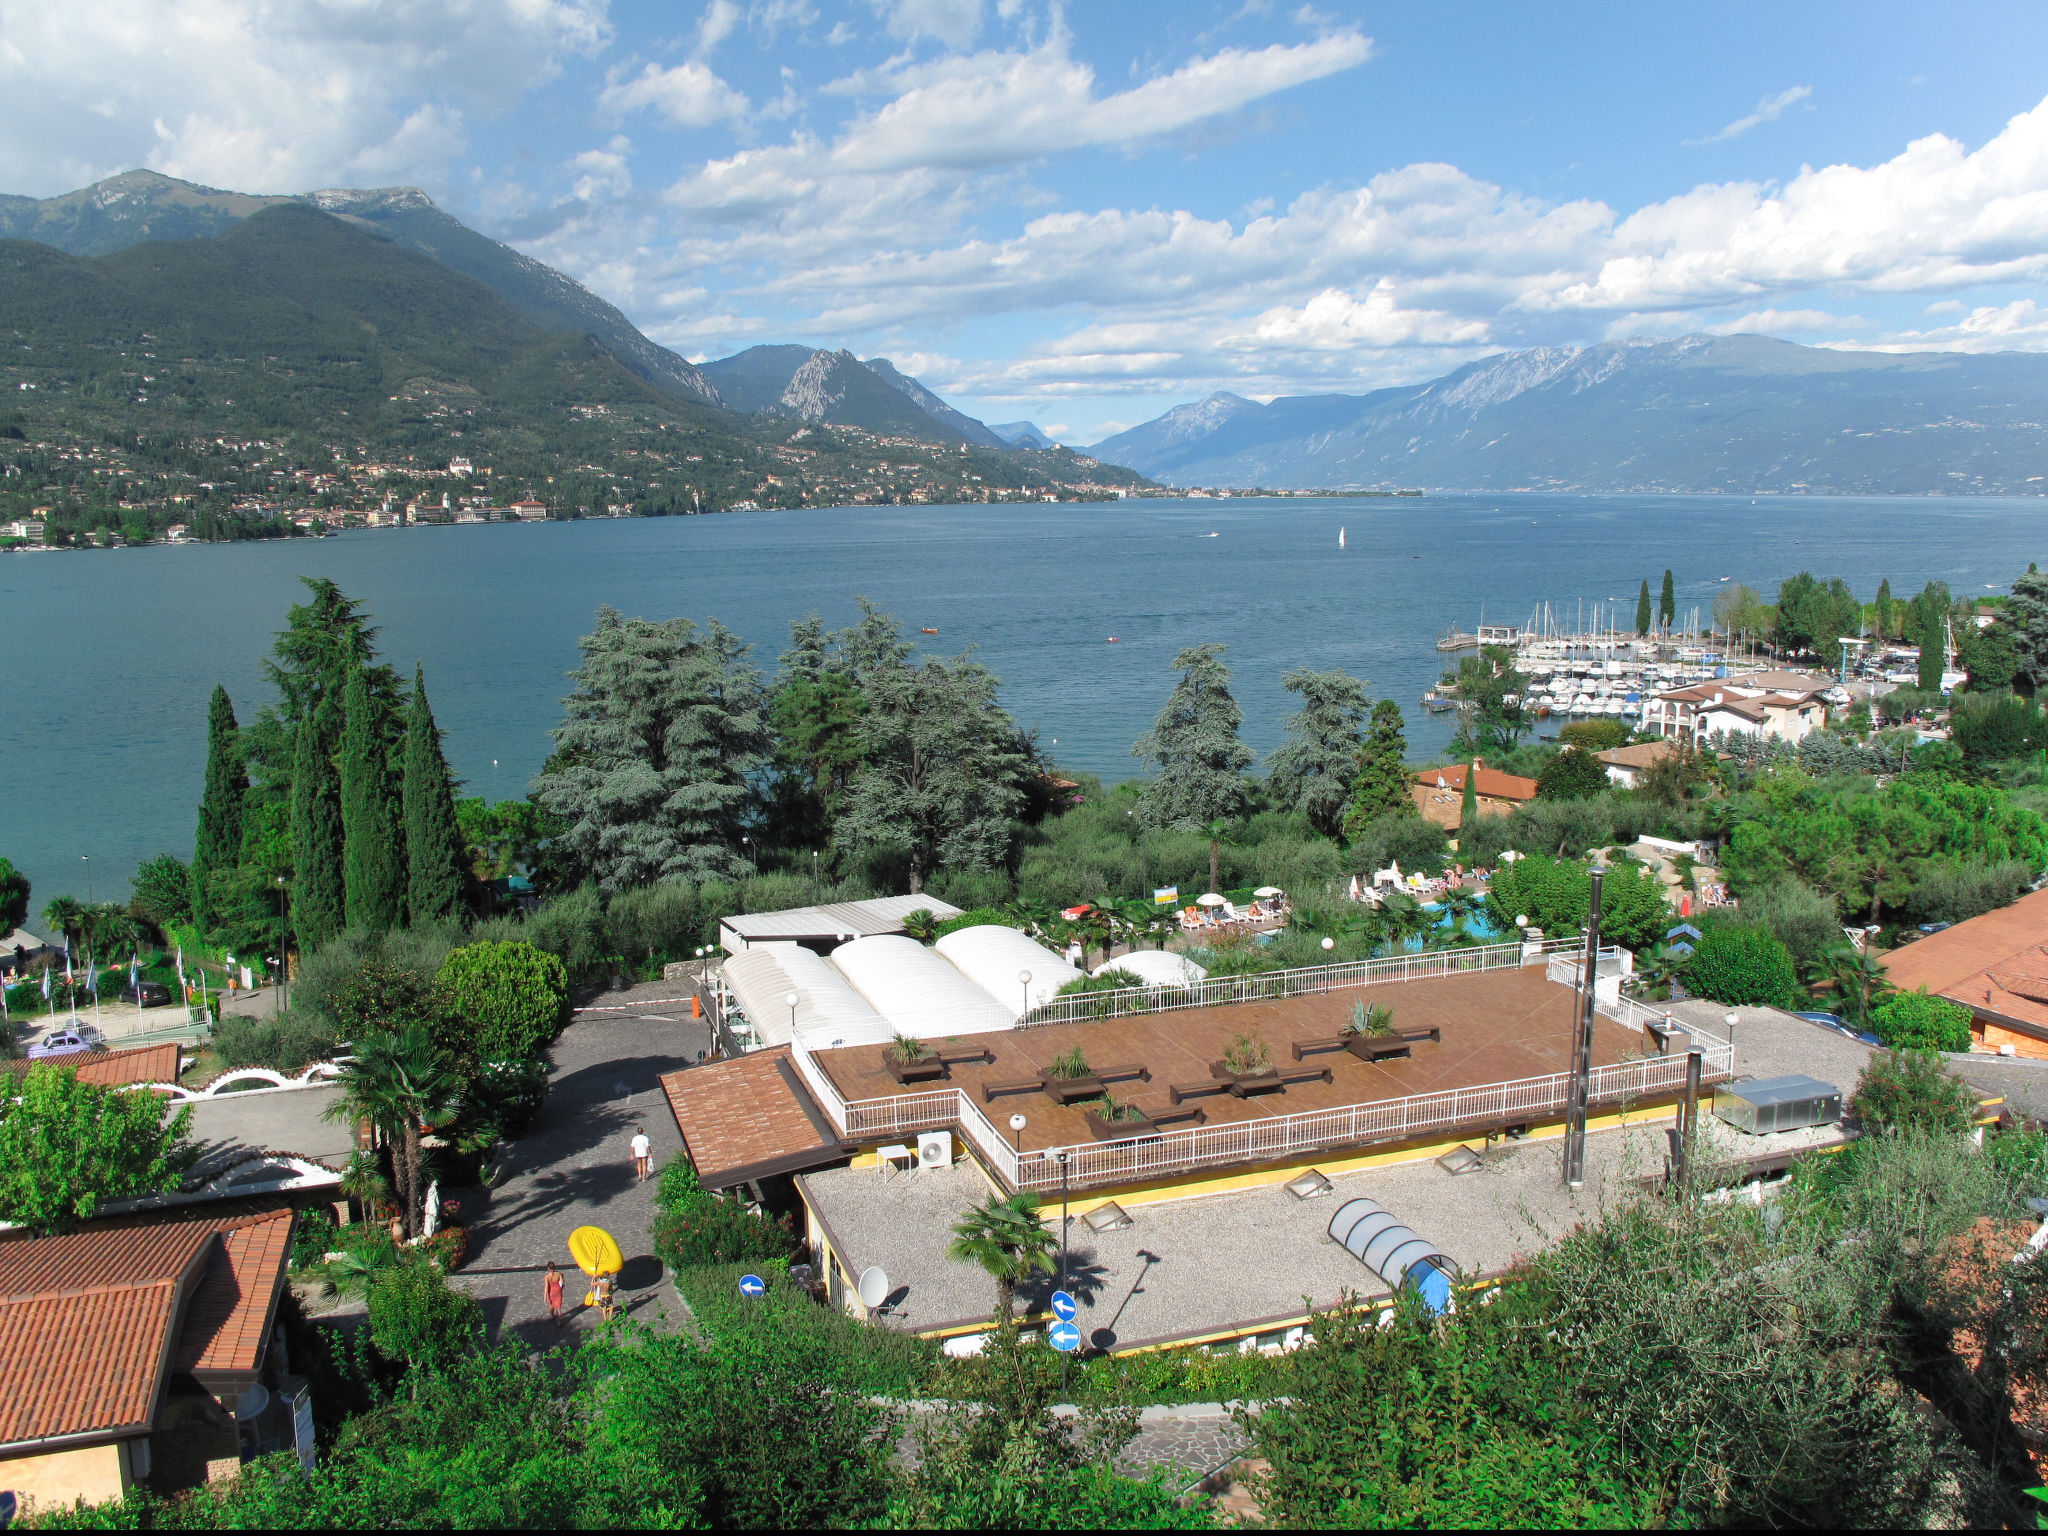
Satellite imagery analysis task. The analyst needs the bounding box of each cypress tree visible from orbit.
[341,668,404,931]
[290,697,346,949]
[191,685,247,933]
[404,665,468,924]
[1634,580,1652,636]
[1874,578,1893,641]
[1659,569,1676,631]
[1919,608,1945,693]
[1459,760,1479,834]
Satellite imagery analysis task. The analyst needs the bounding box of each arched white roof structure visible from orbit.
[1092,949,1208,987]
[933,925,1082,1017]
[723,942,891,1050]
[828,934,1016,1040]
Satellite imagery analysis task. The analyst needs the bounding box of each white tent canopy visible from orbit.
[1093,949,1208,988]
[828,935,1016,1040]
[933,925,1082,1018]
[723,942,891,1050]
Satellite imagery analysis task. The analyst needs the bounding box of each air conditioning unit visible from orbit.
[917,1132,952,1170]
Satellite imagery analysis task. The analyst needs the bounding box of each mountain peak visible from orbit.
[305,185,437,215]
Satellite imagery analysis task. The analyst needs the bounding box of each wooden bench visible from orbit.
[1170,1064,1333,1103]
[1291,1026,1441,1064]
[982,1062,1151,1105]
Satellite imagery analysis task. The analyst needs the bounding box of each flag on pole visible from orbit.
[41,967,51,1003]
[175,945,187,995]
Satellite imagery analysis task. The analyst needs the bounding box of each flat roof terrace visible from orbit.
[811,967,1649,1170]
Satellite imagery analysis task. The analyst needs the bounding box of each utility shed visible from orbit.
[829,934,1016,1040]
[932,925,1081,1018]
[719,896,960,955]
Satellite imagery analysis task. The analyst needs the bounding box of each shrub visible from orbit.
[1047,1046,1093,1079]
[935,906,1017,937]
[288,1207,338,1271]
[1484,851,1669,950]
[604,880,711,968]
[928,866,1016,909]
[211,1007,342,1072]
[1951,692,2047,762]
[436,939,571,1065]
[1348,811,1449,876]
[1849,1049,1979,1135]
[1536,746,1611,801]
[1868,988,1973,1052]
[650,1160,797,1269]
[1557,718,1630,752]
[1910,860,2034,927]
[1684,922,1797,1008]
[366,1255,482,1377]
[294,921,460,1032]
[1502,795,1616,859]
[520,883,609,983]
[1222,1033,1272,1074]
[1740,878,1842,972]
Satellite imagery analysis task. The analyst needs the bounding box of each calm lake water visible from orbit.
[3,493,2041,903]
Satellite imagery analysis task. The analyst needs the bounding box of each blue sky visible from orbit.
[7,1,2048,440]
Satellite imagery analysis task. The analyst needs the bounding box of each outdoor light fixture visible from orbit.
[1008,1113,1026,1156]
[1018,968,1032,1016]
[1516,914,1528,928]
[785,990,799,1036]
[1320,936,1335,951]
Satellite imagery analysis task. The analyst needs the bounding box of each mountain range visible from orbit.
[0,170,1050,454]
[1090,334,2048,495]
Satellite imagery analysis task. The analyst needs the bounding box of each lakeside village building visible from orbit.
[661,896,1939,1358]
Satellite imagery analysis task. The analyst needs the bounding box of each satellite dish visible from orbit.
[856,1265,890,1310]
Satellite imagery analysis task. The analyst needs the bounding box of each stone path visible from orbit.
[1114,1408,1253,1488]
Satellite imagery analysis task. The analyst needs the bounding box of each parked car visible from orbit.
[26,1023,106,1058]
[1793,1010,1882,1047]
[120,979,174,1008]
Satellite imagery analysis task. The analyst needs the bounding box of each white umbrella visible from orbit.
[1253,886,1283,898]
[1197,893,1228,908]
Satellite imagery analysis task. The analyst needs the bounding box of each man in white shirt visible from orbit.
[630,1126,652,1182]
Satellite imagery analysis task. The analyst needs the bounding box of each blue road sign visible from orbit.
[1047,1320,1082,1353]
[738,1273,766,1298]
[1050,1289,1077,1322]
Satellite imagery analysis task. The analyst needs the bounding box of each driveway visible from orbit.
[449,983,709,1351]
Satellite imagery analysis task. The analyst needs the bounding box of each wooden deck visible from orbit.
[813,967,1639,1150]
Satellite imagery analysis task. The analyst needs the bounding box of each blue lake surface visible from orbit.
[2,492,2041,902]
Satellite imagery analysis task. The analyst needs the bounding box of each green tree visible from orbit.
[1848,1048,1977,1135]
[1459,761,1479,833]
[0,855,28,932]
[367,1255,482,1386]
[947,1190,1059,1321]
[1536,745,1610,801]
[1659,567,1676,630]
[0,1067,196,1233]
[341,666,404,932]
[2006,562,2048,692]
[1951,692,2045,761]
[290,696,346,949]
[535,607,768,891]
[1343,700,1412,838]
[1448,645,1528,752]
[1635,578,1652,636]
[1802,942,1894,1030]
[1134,644,1253,894]
[128,853,193,930]
[435,940,570,1065]
[1919,604,1945,692]
[1484,853,1669,949]
[1267,667,1370,838]
[1869,988,1973,1052]
[1776,572,1859,658]
[323,1020,459,1239]
[836,642,1028,895]
[190,684,247,933]
[1873,577,1894,641]
[1959,622,2021,694]
[403,665,468,924]
[1685,923,1797,1007]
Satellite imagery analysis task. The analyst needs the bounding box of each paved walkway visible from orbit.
[447,984,709,1352]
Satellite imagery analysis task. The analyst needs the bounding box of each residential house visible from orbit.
[1597,739,1683,788]
[1639,670,1830,745]
[1882,887,2048,1059]
[508,499,548,521]
[1409,761,1539,830]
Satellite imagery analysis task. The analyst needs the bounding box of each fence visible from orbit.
[1019,940,1584,1029]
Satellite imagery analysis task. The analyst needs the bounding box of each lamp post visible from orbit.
[1018,968,1032,1019]
[786,990,799,1041]
[1008,1113,1026,1164]
[1724,1010,1739,1056]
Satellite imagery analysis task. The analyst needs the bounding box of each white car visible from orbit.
[27,1023,105,1058]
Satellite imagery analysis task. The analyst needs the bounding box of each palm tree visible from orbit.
[900,907,943,945]
[323,1022,460,1240]
[1803,942,1894,1029]
[41,895,83,953]
[1379,890,1433,950]
[1115,899,1173,951]
[947,1190,1059,1321]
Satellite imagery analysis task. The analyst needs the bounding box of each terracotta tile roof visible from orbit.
[1,1042,181,1088]
[660,1047,843,1189]
[1883,888,2048,1039]
[0,1204,293,1448]
[1411,762,1539,802]
[1598,741,1680,770]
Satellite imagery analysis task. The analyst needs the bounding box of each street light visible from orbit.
[1018,968,1032,1018]
[1008,1113,1026,1160]
[786,990,799,1039]
[1724,1009,1739,1054]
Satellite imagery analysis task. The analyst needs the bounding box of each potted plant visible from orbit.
[1084,1090,1156,1140]
[1212,1032,1280,1089]
[1040,1045,1108,1104]
[884,1032,946,1083]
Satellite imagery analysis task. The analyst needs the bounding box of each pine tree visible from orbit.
[1873,578,1893,641]
[1343,701,1411,838]
[1267,667,1370,838]
[1659,569,1676,631]
[1134,644,1253,891]
[340,668,404,931]
[1635,580,1652,636]
[191,685,247,933]
[404,665,468,924]
[290,697,346,949]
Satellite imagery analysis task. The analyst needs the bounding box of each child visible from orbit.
[544,1261,564,1321]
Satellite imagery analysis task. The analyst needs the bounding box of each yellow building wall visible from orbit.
[1,1438,133,1514]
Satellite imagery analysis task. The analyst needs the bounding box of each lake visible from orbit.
[2,492,2040,904]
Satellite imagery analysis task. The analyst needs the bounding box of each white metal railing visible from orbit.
[1008,1040,1733,1194]
[1546,950,1627,988]
[1019,940,1570,1029]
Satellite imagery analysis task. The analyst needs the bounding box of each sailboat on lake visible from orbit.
[1338,526,1346,549]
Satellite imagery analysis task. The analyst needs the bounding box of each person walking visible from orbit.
[630,1124,652,1182]
[594,1270,617,1322]
[544,1261,564,1322]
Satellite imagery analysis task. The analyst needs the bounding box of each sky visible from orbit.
[7,0,2048,441]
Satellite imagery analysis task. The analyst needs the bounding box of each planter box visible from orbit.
[1208,1060,1284,1095]
[1344,1034,1412,1064]
[1085,1109,1159,1140]
[1042,1074,1108,1105]
[884,1055,947,1084]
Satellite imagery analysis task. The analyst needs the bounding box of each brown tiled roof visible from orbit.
[1884,887,2048,1039]
[1598,741,1680,770]
[660,1047,844,1189]
[0,1204,293,1448]
[0,1042,181,1088]
[1411,762,1539,801]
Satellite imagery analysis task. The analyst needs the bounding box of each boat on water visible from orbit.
[920,627,939,634]
[1339,527,1346,549]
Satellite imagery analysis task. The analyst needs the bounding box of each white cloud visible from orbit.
[1686,84,1812,146]
[695,0,742,56]
[568,136,633,200]
[1847,299,2048,353]
[600,60,750,127]
[0,0,609,195]
[870,0,982,48]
